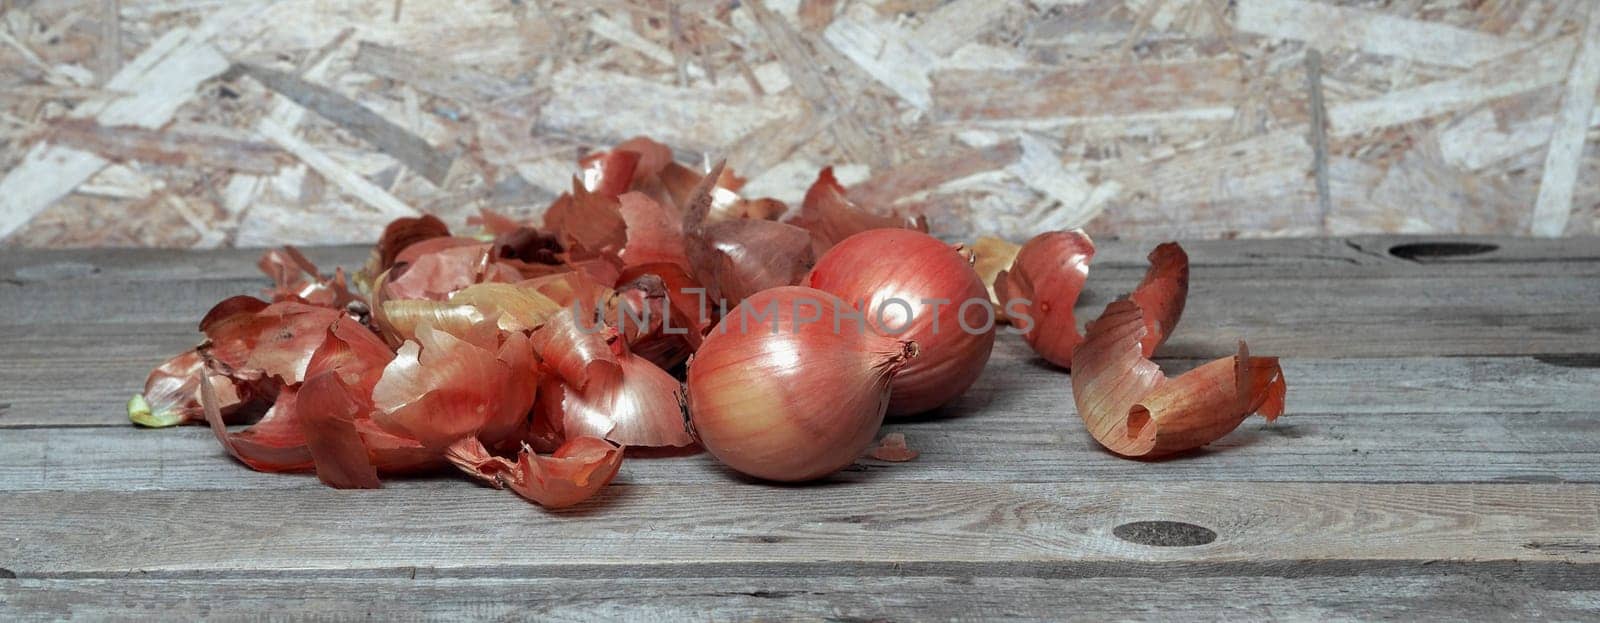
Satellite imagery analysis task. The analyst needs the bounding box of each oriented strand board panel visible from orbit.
[0,0,1597,247]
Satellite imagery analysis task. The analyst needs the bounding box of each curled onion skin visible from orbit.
[1128,242,1189,357]
[1071,299,1285,459]
[807,229,995,416]
[995,230,1095,368]
[794,167,926,254]
[969,236,1022,310]
[129,349,245,428]
[446,436,624,509]
[532,316,694,450]
[687,286,916,482]
[370,214,451,273]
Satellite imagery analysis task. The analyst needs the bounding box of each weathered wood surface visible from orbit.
[1,236,1598,620]
[7,574,1599,622]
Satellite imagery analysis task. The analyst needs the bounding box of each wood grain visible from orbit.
[1,483,1595,576]
[5,405,1599,492]
[5,573,1599,621]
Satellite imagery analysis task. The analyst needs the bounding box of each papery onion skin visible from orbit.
[551,347,694,449]
[1128,242,1189,357]
[129,349,246,428]
[370,324,536,450]
[297,371,382,489]
[794,167,926,254]
[198,295,272,371]
[201,376,313,473]
[369,214,451,274]
[446,436,624,509]
[807,229,994,416]
[995,230,1095,368]
[687,286,916,482]
[970,236,1022,309]
[1071,299,1285,459]
[698,218,815,307]
[868,433,919,462]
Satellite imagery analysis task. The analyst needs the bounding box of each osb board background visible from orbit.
[1,0,1597,249]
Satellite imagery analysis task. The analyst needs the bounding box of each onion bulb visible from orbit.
[806,229,995,416]
[686,286,917,482]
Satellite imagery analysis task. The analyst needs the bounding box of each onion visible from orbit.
[686,286,916,482]
[806,229,995,416]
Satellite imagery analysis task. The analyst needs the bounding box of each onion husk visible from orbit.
[370,324,538,449]
[296,370,382,489]
[1071,299,1286,458]
[368,213,451,274]
[535,324,694,450]
[446,436,624,509]
[970,236,1022,309]
[258,246,355,308]
[201,377,313,473]
[868,433,919,462]
[1128,242,1189,357]
[994,230,1095,368]
[792,166,927,254]
[129,350,248,428]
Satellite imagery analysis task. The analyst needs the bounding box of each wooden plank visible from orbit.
[3,237,1595,286]
[1,483,1595,576]
[0,245,370,284]
[0,323,196,427]
[5,573,1599,621]
[6,264,1596,356]
[4,316,1595,428]
[5,405,1599,492]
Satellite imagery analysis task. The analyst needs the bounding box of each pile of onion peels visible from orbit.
[131,136,1286,509]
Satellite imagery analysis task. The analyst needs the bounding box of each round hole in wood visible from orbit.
[1113,521,1217,547]
[1387,241,1498,261]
